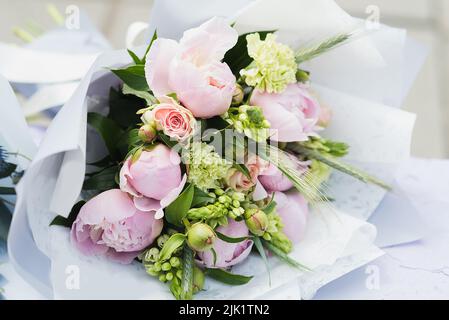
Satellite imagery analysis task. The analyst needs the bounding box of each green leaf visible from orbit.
[0,201,12,242]
[253,237,271,285]
[223,30,275,76]
[127,49,141,65]
[191,187,215,208]
[108,87,146,128]
[180,244,194,300]
[216,231,250,244]
[122,83,157,106]
[211,247,217,267]
[262,239,311,272]
[50,200,86,228]
[0,162,16,179]
[83,166,119,191]
[142,30,158,64]
[87,112,124,159]
[159,233,186,262]
[0,187,15,195]
[158,133,178,149]
[205,268,253,286]
[164,184,194,227]
[111,65,149,91]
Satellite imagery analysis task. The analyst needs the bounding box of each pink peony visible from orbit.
[145,17,238,119]
[119,144,186,218]
[197,219,253,268]
[143,96,196,142]
[274,191,308,243]
[250,83,321,142]
[71,189,163,264]
[259,161,310,192]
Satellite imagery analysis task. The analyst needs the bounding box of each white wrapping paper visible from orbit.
[8,0,421,299]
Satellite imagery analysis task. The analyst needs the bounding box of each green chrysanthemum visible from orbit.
[185,142,231,191]
[241,33,297,93]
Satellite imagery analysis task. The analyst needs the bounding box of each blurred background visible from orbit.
[0,0,448,158]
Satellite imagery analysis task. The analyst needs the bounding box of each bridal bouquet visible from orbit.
[48,17,392,300]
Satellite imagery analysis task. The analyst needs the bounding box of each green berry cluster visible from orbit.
[186,188,246,228]
[224,105,270,142]
[142,234,183,284]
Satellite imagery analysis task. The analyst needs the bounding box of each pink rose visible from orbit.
[250,83,321,142]
[274,192,308,243]
[197,219,253,268]
[145,17,238,119]
[119,144,186,218]
[225,155,270,192]
[71,189,163,264]
[143,96,196,142]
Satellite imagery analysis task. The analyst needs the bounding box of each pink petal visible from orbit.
[145,38,179,96]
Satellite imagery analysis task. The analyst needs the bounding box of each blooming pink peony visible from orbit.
[119,144,186,218]
[143,96,196,142]
[250,83,321,142]
[197,219,253,268]
[71,189,163,264]
[145,17,238,119]
[274,192,309,243]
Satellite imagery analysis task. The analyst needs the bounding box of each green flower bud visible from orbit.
[232,84,244,105]
[144,247,160,263]
[166,272,174,281]
[193,267,205,293]
[159,274,167,283]
[169,257,181,268]
[232,200,240,208]
[157,234,170,248]
[145,265,159,277]
[138,123,157,143]
[162,262,172,271]
[176,270,183,279]
[153,262,162,272]
[245,208,269,236]
[187,223,216,252]
[232,192,245,202]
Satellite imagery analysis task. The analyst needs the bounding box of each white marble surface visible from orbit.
[1,157,449,300]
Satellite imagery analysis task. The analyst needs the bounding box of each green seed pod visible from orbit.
[187,223,216,252]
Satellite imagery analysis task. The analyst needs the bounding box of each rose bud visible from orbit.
[187,223,216,252]
[244,208,269,236]
[138,123,157,143]
[232,84,244,105]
